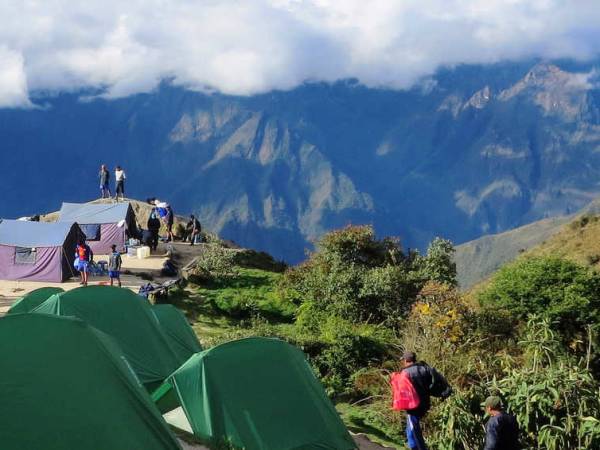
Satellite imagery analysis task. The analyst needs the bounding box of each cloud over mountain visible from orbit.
[1,0,599,107]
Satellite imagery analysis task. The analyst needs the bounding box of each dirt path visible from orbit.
[0,240,206,315]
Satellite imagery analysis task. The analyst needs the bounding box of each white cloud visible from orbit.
[0,0,599,107]
[0,46,32,108]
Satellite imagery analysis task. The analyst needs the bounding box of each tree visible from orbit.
[421,238,457,286]
[280,225,423,327]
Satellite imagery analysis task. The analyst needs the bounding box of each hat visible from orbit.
[401,351,417,362]
[484,396,503,410]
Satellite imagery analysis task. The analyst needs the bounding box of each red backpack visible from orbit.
[77,244,89,261]
[391,370,420,411]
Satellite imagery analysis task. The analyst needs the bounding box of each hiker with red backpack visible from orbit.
[74,239,93,286]
[391,351,452,450]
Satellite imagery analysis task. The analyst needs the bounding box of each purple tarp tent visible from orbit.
[0,220,83,282]
[57,202,138,254]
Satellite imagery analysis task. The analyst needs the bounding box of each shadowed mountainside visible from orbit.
[1,59,600,262]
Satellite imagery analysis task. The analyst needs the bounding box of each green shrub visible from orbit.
[569,214,598,230]
[191,244,239,281]
[586,254,600,265]
[427,386,487,450]
[478,257,600,344]
[426,318,600,450]
[233,249,287,272]
[312,317,389,395]
[282,225,430,328]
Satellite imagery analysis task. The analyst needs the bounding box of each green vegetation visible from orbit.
[197,268,295,320]
[175,226,600,449]
[479,257,600,345]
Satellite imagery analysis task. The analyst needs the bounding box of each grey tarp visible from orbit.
[0,220,82,282]
[0,220,78,247]
[57,202,138,253]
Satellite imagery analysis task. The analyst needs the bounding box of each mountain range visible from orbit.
[1,59,599,262]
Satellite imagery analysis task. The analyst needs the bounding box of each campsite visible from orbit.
[0,198,384,450]
[3,196,600,449]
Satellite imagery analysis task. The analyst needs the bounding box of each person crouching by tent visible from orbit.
[75,239,93,286]
[186,214,201,246]
[114,165,126,202]
[108,244,122,287]
[390,351,452,450]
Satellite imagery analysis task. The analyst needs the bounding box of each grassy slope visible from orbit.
[169,267,292,346]
[455,197,600,289]
[454,215,569,289]
[522,214,600,268]
[196,268,295,321]
[464,211,600,302]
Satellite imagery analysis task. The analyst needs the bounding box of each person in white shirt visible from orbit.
[114,166,126,202]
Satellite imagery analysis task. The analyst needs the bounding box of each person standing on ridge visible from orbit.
[484,396,521,450]
[99,164,111,199]
[108,244,122,287]
[75,238,93,286]
[398,351,452,450]
[114,166,126,202]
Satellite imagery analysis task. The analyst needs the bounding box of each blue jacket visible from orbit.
[485,412,520,450]
[403,362,452,417]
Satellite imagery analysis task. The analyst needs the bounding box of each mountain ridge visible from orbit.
[1,59,599,262]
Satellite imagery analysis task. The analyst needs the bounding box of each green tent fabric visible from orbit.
[152,304,203,362]
[0,314,182,450]
[32,285,182,385]
[7,287,64,314]
[152,337,357,450]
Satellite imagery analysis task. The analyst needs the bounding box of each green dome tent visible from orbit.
[152,337,357,450]
[32,285,183,385]
[7,287,64,314]
[152,304,202,362]
[0,314,181,450]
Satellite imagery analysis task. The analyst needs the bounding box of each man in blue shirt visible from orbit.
[484,396,520,450]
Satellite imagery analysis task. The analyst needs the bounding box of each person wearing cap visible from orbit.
[484,396,520,450]
[401,351,452,450]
